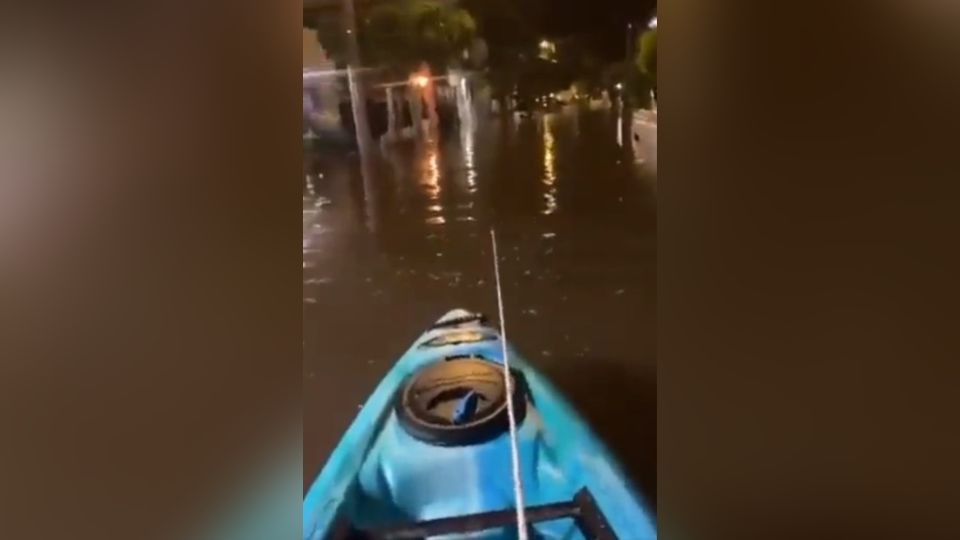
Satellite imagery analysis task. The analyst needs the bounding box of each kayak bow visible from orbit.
[303,309,656,540]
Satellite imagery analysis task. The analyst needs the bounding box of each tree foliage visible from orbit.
[360,0,476,73]
[461,0,544,64]
[636,28,657,85]
[308,15,347,64]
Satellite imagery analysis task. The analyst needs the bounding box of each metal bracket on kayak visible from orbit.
[329,488,618,540]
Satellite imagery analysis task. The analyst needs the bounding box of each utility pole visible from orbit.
[341,0,373,156]
[340,0,377,232]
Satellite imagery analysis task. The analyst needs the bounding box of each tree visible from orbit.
[360,0,476,74]
[462,0,545,51]
[636,28,657,87]
[306,14,348,64]
[460,0,543,98]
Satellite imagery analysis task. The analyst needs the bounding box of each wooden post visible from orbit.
[408,85,424,138]
[341,0,373,153]
[386,86,398,141]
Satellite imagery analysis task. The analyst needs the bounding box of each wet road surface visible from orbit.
[303,108,657,503]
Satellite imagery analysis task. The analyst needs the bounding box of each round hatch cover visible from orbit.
[397,357,526,446]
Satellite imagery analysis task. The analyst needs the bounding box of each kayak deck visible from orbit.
[304,310,656,540]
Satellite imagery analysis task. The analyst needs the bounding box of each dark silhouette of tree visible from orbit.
[459,0,544,97]
[637,28,657,87]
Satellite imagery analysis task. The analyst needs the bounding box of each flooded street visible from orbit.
[303,109,657,501]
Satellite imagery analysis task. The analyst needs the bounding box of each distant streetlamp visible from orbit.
[615,82,624,91]
[649,16,657,29]
[538,39,557,61]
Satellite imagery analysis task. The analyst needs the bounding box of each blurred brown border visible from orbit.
[660,1,960,538]
[0,1,302,538]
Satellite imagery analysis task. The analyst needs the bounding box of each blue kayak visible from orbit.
[303,309,656,540]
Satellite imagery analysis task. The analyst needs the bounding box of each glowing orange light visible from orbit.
[412,75,430,88]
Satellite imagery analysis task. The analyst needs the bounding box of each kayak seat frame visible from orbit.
[326,488,619,540]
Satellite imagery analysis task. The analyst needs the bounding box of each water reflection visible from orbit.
[419,142,444,226]
[461,124,478,193]
[425,147,440,195]
[541,114,558,216]
[302,167,328,291]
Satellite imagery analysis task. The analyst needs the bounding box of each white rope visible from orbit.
[490,229,529,540]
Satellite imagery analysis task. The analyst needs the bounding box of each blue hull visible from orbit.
[304,310,656,539]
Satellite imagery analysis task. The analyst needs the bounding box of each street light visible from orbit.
[615,82,623,91]
[649,16,657,29]
[412,75,429,88]
[538,39,557,61]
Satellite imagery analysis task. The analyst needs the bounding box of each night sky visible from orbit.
[538,0,656,60]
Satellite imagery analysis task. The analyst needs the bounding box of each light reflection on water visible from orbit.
[541,114,558,216]
[424,147,440,197]
[302,110,650,259]
[461,124,478,193]
[419,142,444,225]
[302,172,329,296]
[302,109,649,283]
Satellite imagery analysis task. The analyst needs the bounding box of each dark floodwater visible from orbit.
[303,108,657,502]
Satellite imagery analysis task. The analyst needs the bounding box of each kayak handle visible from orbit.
[430,312,488,330]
